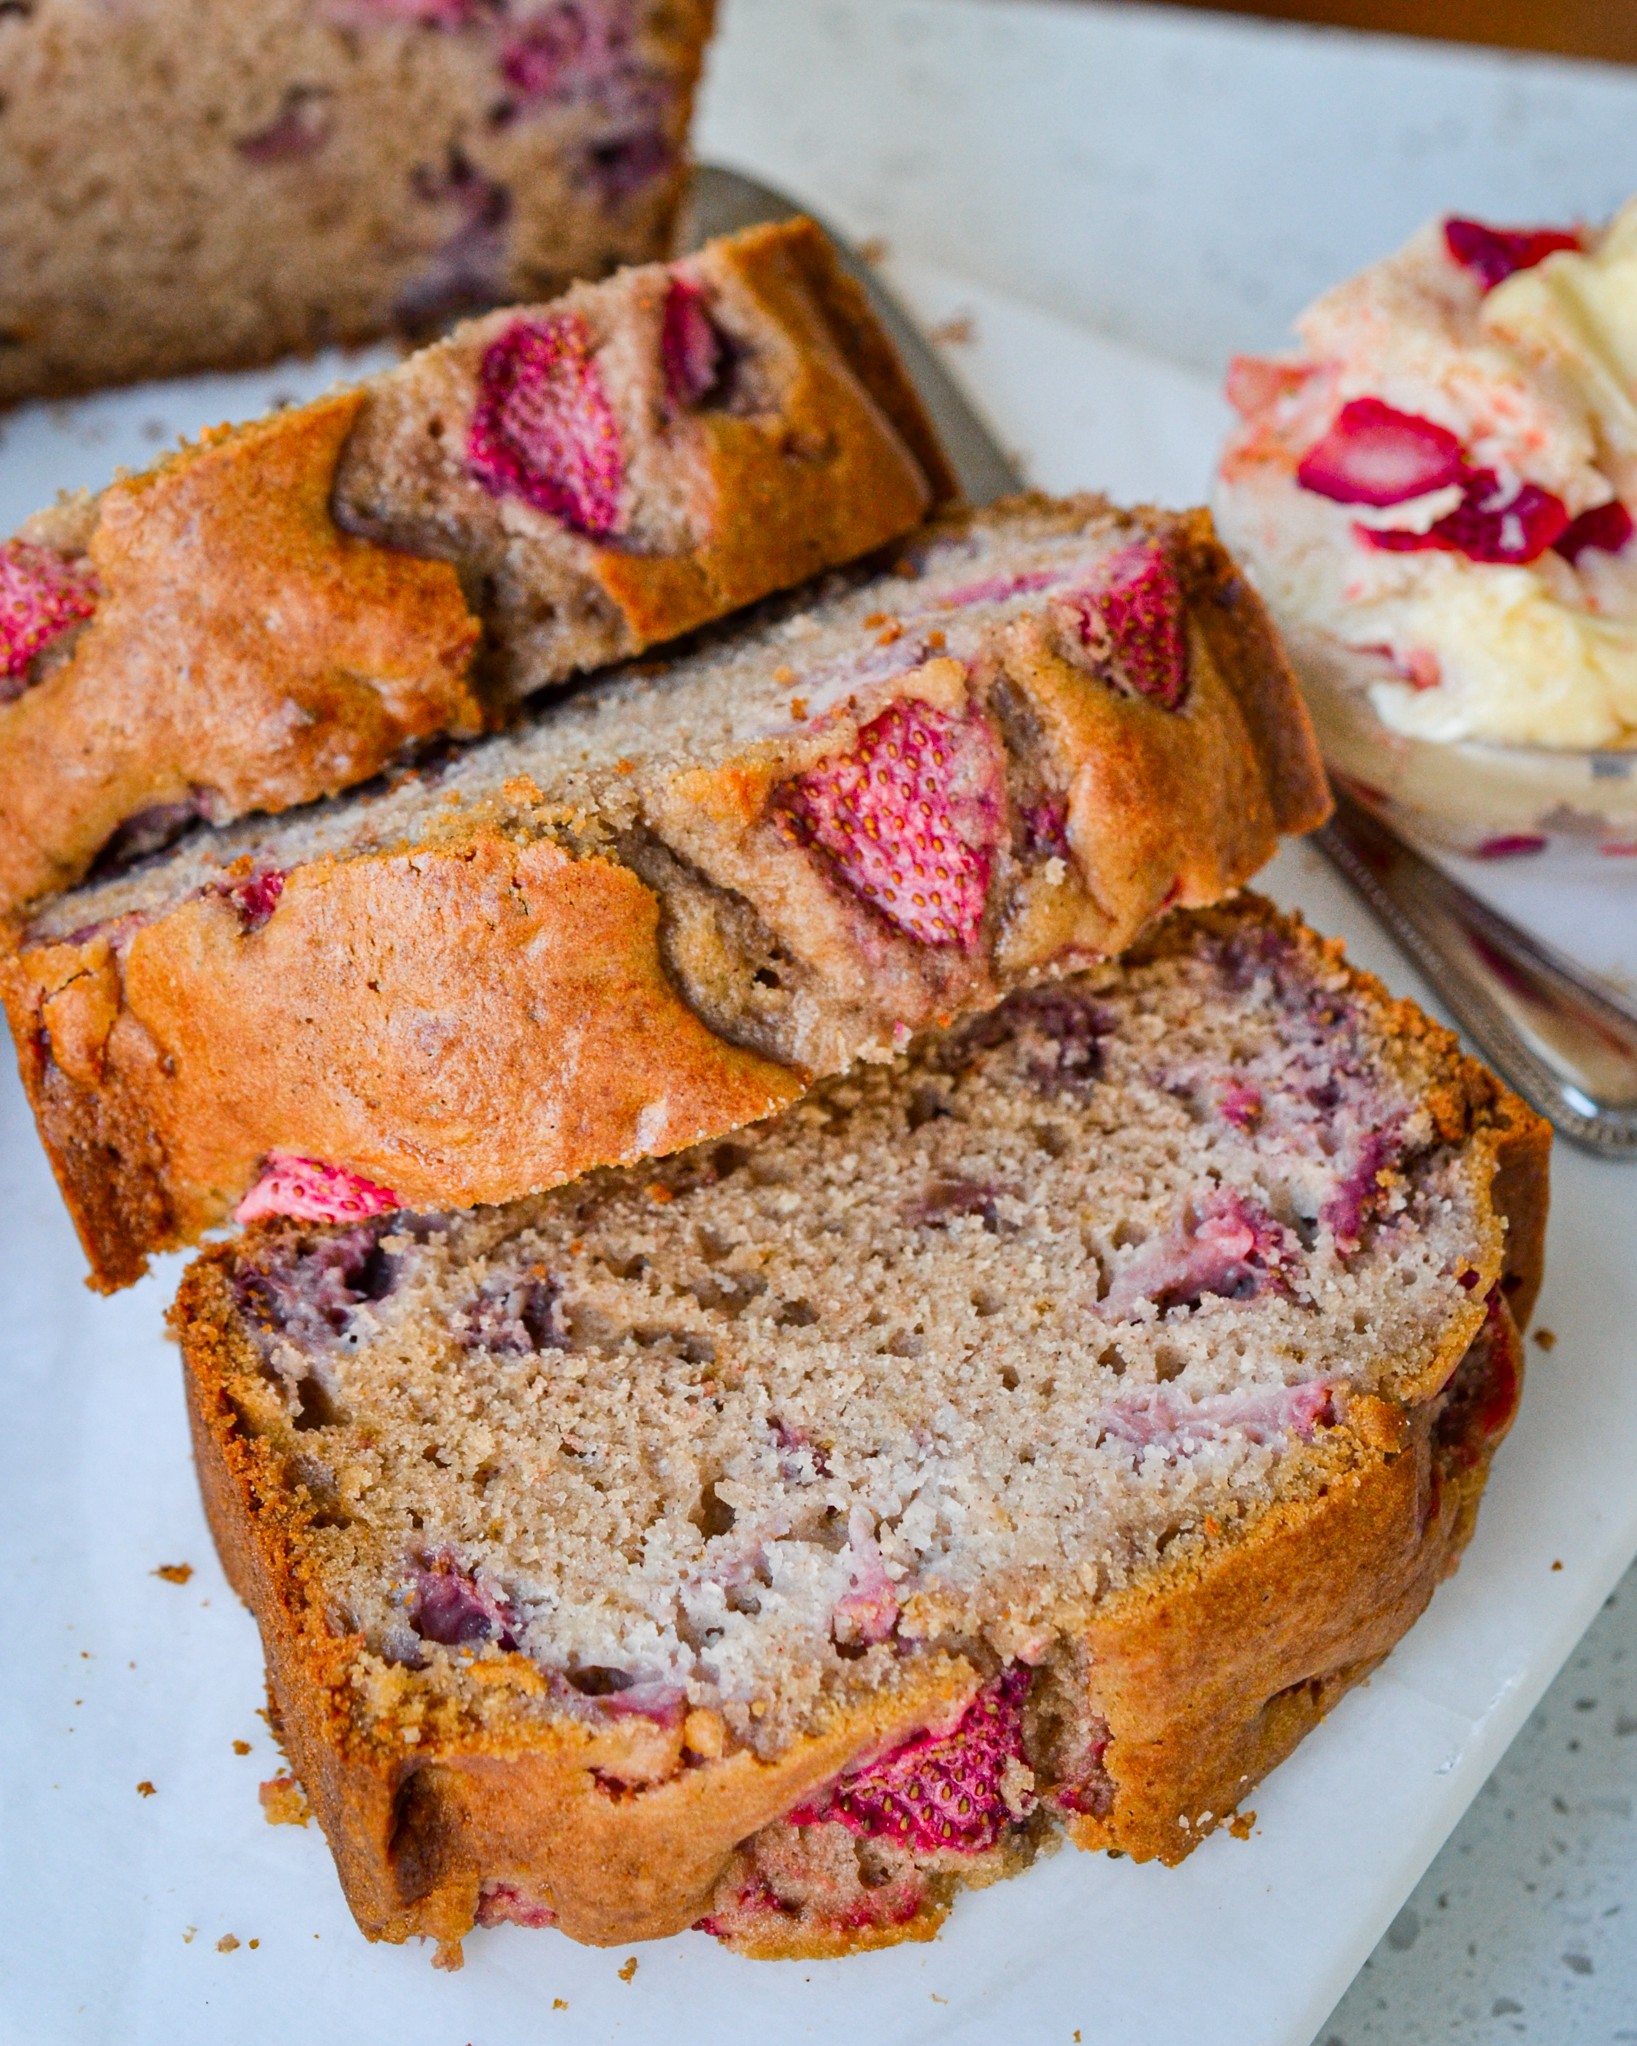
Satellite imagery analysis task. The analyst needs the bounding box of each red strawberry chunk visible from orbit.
[0,541,98,698]
[661,276,723,411]
[1364,468,1569,565]
[791,1668,1033,1855]
[216,868,285,931]
[1057,540,1189,709]
[778,696,1003,949]
[468,312,624,536]
[1554,499,1634,564]
[1443,216,1582,293]
[500,1,626,100]
[1297,399,1467,508]
[1099,1380,1335,1458]
[476,1883,557,1930]
[235,1152,401,1226]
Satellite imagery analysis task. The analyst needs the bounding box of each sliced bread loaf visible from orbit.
[0,218,949,917]
[7,496,1329,1288]
[172,897,1548,1962]
[0,0,715,404]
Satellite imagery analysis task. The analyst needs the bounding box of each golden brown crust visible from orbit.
[0,217,944,918]
[5,518,1329,1292]
[0,394,484,916]
[590,219,951,642]
[173,1202,1538,1960]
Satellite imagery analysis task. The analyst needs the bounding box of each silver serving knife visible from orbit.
[686,163,1637,1156]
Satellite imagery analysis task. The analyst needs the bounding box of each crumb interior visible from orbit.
[219,907,1495,1756]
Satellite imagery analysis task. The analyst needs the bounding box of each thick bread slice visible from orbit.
[7,496,1329,1289]
[171,898,1549,1961]
[0,0,716,405]
[0,217,950,914]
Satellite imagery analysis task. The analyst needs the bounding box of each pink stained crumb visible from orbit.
[790,1668,1034,1856]
[777,696,1005,949]
[467,311,624,536]
[1100,1187,1292,1321]
[1554,499,1635,564]
[831,1519,899,1647]
[476,1882,558,1930]
[234,1152,401,1226]
[1296,399,1467,508]
[1098,1379,1336,1459]
[1443,216,1582,293]
[660,276,723,412]
[936,568,1061,611]
[1056,540,1190,710]
[499,0,627,101]
[1216,1079,1263,1132]
[0,541,99,698]
[1318,1125,1400,1253]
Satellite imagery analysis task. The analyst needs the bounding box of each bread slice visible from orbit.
[0,218,952,917]
[6,495,1329,1290]
[172,896,1549,1963]
[0,0,716,404]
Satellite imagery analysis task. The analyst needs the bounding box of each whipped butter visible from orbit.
[1216,200,1637,751]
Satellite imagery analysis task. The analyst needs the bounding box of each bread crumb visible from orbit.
[931,315,976,347]
[258,1773,312,1827]
[790,696,808,721]
[614,757,636,775]
[552,1998,569,2011]
[1227,1809,1257,1841]
[926,628,946,650]
[773,664,796,685]
[248,1939,260,1950]
[432,1939,464,1971]
[217,1935,240,1954]
[136,1780,156,1797]
[930,1993,949,2005]
[1552,1559,1564,1571]
[858,236,890,266]
[618,1957,638,1983]
[875,620,904,646]
[232,1739,252,1756]
[502,775,544,806]
[153,1563,193,1584]
[182,1928,196,1944]
[1534,1328,1557,1350]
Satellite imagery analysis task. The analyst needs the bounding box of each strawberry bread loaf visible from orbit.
[5,494,1330,1289]
[0,218,952,917]
[172,897,1548,1961]
[0,0,716,404]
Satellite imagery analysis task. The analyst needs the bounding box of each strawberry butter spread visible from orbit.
[1215,197,1637,751]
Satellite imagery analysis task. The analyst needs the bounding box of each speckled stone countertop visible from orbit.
[699,5,1637,2040]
